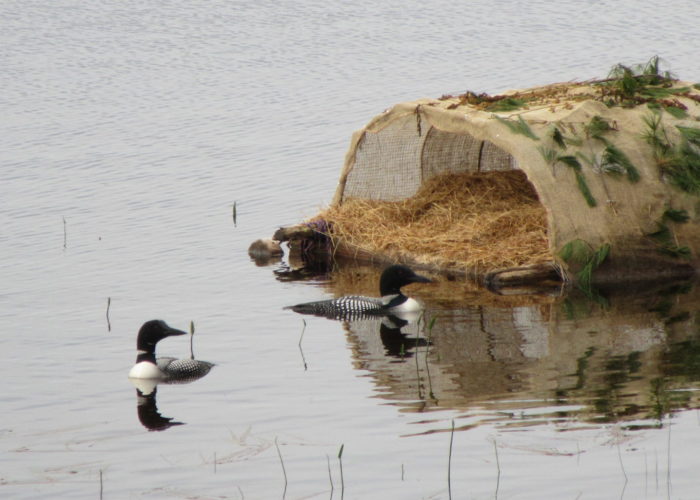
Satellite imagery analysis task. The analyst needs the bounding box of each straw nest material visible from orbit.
[317,170,551,272]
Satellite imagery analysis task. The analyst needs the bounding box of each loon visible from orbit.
[128,320,214,382]
[285,264,432,320]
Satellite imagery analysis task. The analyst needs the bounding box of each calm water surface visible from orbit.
[3,1,700,498]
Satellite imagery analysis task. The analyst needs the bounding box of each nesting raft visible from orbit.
[273,63,700,286]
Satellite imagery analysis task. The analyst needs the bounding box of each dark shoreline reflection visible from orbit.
[282,263,700,430]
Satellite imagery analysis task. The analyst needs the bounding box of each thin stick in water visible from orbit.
[666,416,672,498]
[448,420,455,500]
[326,454,334,494]
[189,321,195,360]
[414,334,423,400]
[63,216,67,249]
[493,438,501,499]
[233,201,237,226]
[275,437,288,498]
[106,297,111,332]
[338,444,345,498]
[424,316,437,401]
[617,435,628,484]
[298,319,307,371]
[99,469,103,500]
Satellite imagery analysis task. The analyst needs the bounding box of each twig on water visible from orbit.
[338,444,345,499]
[414,334,423,400]
[401,463,404,481]
[106,297,111,332]
[576,441,580,465]
[667,416,672,499]
[616,434,628,484]
[232,201,237,226]
[424,316,437,401]
[62,216,67,249]
[99,469,103,500]
[298,319,307,371]
[275,437,288,499]
[448,420,455,500]
[189,321,195,360]
[655,449,659,492]
[214,452,217,474]
[327,454,334,495]
[493,438,501,499]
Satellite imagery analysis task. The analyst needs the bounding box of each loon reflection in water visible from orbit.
[134,386,184,431]
[379,315,431,358]
[285,265,432,321]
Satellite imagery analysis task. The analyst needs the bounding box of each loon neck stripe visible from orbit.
[136,352,157,364]
[382,293,407,309]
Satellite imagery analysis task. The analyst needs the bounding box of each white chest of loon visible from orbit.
[128,320,214,383]
[285,265,432,320]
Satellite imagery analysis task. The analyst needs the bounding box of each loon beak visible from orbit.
[165,326,188,337]
[410,273,432,284]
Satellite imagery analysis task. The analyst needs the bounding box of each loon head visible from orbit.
[379,265,432,296]
[136,320,188,354]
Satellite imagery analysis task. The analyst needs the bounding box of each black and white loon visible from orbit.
[285,265,432,320]
[128,320,214,382]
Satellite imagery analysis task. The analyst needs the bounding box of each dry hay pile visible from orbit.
[319,170,551,271]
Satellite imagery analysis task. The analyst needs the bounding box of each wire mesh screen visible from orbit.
[342,115,517,202]
[480,140,518,172]
[343,116,424,201]
[421,127,482,179]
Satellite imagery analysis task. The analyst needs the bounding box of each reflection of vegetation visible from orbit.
[646,208,692,259]
[660,339,700,379]
[649,339,700,420]
[590,352,643,422]
[573,347,595,390]
[647,378,670,423]
[550,285,700,427]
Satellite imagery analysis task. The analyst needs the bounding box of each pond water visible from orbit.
[3,1,700,499]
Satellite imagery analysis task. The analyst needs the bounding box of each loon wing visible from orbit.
[159,358,215,383]
[286,295,385,320]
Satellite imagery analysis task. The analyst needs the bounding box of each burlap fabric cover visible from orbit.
[332,83,700,278]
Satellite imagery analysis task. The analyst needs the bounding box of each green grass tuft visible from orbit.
[495,115,539,140]
[601,144,640,182]
[556,155,596,206]
[663,106,688,119]
[551,126,567,149]
[585,116,613,142]
[538,145,558,165]
[577,243,611,290]
[559,239,593,265]
[486,97,528,112]
[663,208,690,223]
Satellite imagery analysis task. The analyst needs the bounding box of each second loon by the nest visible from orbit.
[128,320,214,382]
[285,264,432,319]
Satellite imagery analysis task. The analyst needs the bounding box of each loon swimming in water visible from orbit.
[285,265,432,320]
[128,320,214,382]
